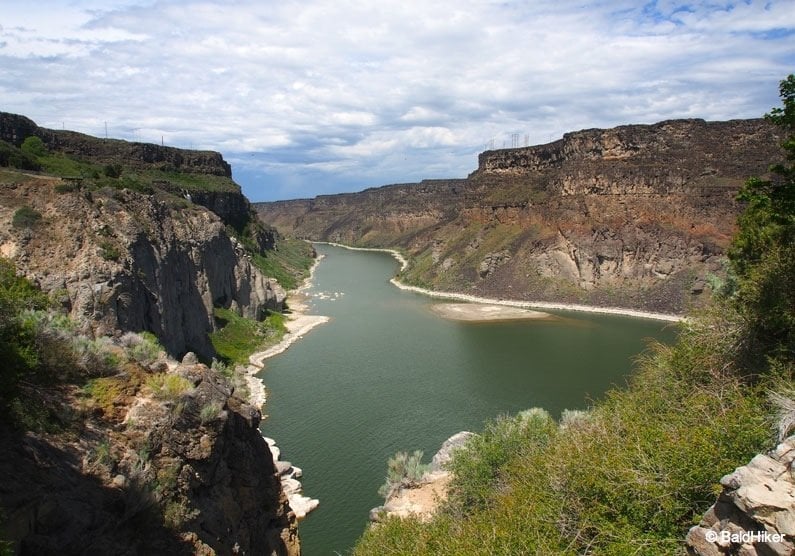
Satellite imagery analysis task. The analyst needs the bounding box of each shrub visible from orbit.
[199,400,224,423]
[123,331,163,365]
[378,450,430,499]
[104,163,123,178]
[145,373,193,401]
[20,136,46,158]
[11,206,42,229]
[98,240,121,262]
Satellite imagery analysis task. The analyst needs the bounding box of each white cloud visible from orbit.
[0,0,793,200]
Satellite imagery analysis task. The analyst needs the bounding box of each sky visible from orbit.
[1,1,794,201]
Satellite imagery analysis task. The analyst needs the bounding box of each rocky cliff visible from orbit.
[686,435,795,556]
[256,119,784,314]
[0,352,300,555]
[0,173,284,360]
[0,111,265,233]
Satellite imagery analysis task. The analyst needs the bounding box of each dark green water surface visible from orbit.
[259,244,677,555]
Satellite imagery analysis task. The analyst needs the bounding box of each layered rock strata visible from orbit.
[256,119,784,314]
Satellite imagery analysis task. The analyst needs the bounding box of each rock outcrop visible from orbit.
[0,112,231,177]
[256,118,784,314]
[369,431,475,523]
[0,174,284,360]
[263,436,319,521]
[0,111,266,234]
[686,436,795,556]
[0,354,300,555]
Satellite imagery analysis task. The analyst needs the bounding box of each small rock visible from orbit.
[281,478,302,495]
[289,466,303,479]
[112,474,128,489]
[274,461,293,476]
[182,352,198,365]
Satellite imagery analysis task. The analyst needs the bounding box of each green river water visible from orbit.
[259,243,677,555]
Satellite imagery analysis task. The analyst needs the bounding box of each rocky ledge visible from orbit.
[0,350,300,555]
[686,436,795,556]
[263,436,319,521]
[369,431,475,522]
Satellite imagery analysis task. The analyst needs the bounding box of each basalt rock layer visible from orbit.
[0,174,284,360]
[0,356,301,555]
[256,119,784,314]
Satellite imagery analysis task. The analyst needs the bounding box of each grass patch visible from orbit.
[210,307,286,365]
[145,373,193,401]
[83,377,125,414]
[250,237,314,290]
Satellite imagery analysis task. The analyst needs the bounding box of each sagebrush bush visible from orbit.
[145,373,193,401]
[123,331,163,365]
[378,450,430,499]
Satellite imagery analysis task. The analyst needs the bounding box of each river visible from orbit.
[259,243,677,554]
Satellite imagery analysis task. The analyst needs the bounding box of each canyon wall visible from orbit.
[256,118,783,314]
[0,176,283,360]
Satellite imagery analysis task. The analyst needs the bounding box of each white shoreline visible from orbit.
[245,254,330,410]
[314,242,684,323]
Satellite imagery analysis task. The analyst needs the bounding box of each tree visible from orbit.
[20,136,47,158]
[727,74,795,366]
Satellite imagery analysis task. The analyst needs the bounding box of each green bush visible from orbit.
[145,373,193,401]
[125,331,163,365]
[0,140,40,171]
[20,136,47,158]
[199,400,224,423]
[98,240,121,262]
[104,163,123,178]
[11,206,42,229]
[378,450,430,499]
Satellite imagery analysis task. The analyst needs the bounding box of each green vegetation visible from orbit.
[145,373,193,401]
[20,136,47,158]
[199,400,224,423]
[354,76,795,555]
[0,140,40,171]
[98,240,121,262]
[210,307,286,364]
[378,450,430,499]
[0,257,119,429]
[250,236,315,290]
[4,135,239,194]
[11,206,42,229]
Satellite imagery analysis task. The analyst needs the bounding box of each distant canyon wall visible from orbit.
[256,119,783,314]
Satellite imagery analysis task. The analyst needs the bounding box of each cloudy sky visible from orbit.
[2,1,794,201]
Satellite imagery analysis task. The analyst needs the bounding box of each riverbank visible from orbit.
[314,242,684,323]
[244,254,330,410]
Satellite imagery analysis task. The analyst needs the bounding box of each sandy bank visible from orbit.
[431,302,550,322]
[315,242,684,323]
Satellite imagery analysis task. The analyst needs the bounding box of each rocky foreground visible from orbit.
[687,436,795,556]
[0,350,300,555]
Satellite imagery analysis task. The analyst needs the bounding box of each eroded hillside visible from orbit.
[256,118,783,313]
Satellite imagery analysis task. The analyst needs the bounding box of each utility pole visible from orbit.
[104,121,108,139]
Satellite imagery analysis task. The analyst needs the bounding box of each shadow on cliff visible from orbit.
[0,427,196,556]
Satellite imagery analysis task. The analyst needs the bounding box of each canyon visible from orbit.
[0,112,301,555]
[256,118,784,314]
